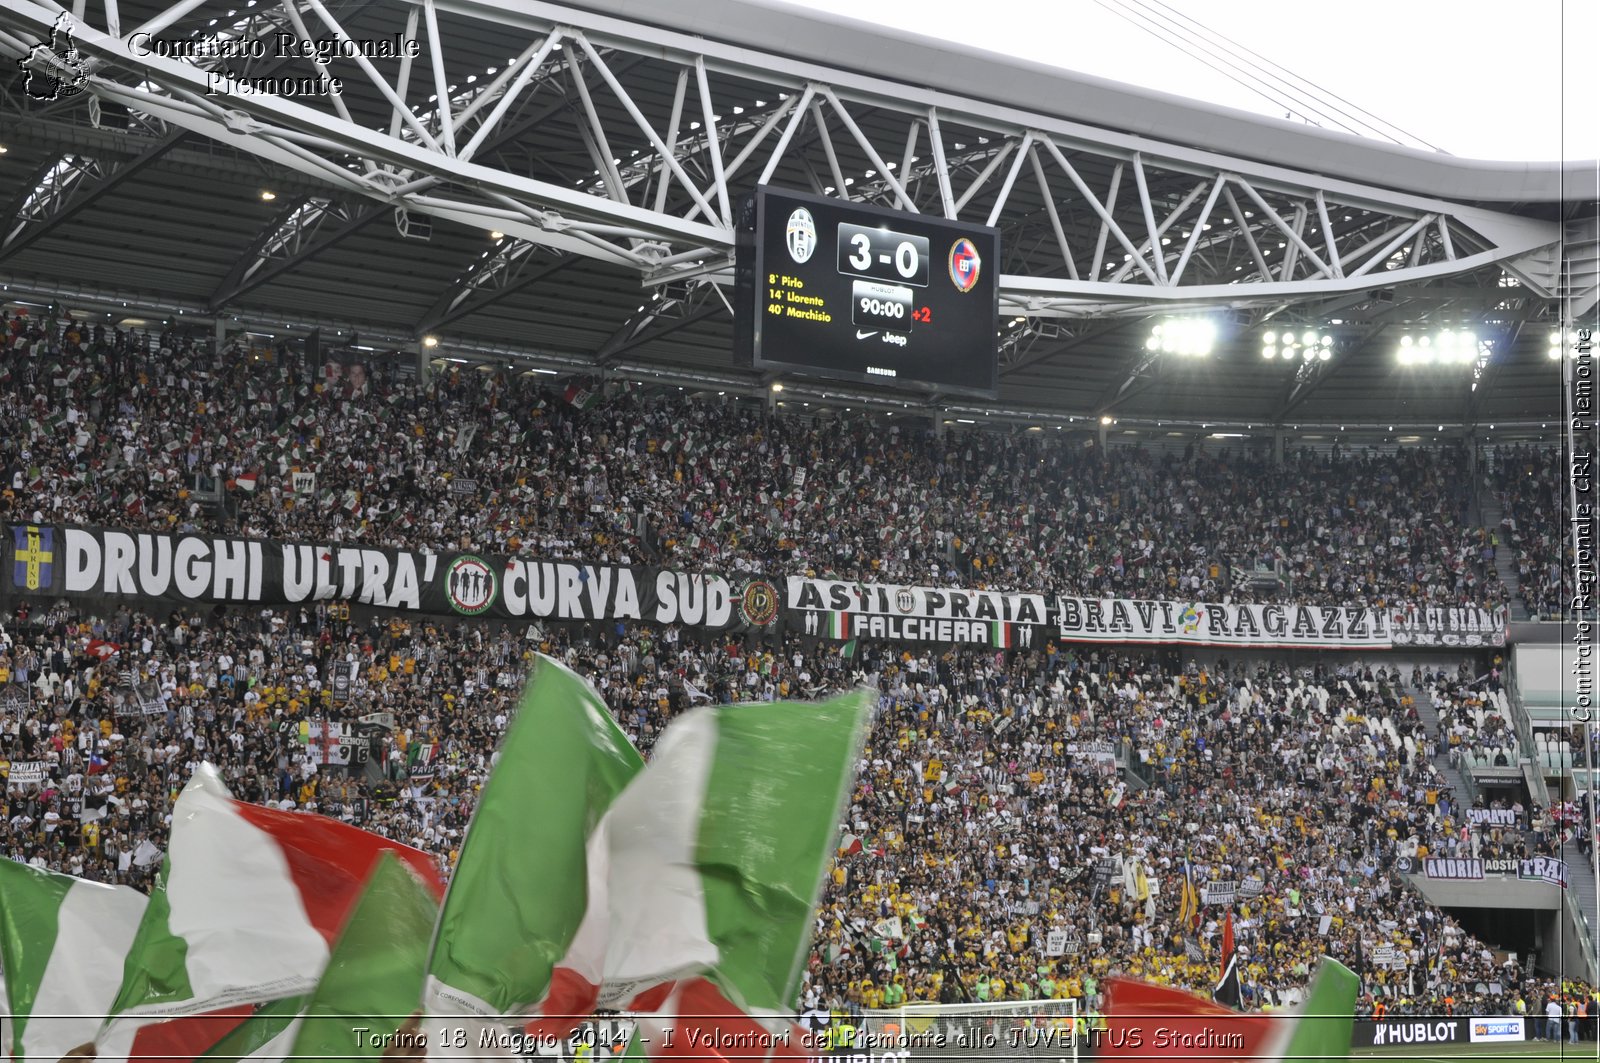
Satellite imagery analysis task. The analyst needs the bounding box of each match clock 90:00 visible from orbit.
[735,186,1000,396]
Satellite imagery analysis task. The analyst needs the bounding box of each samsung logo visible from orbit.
[866,366,897,377]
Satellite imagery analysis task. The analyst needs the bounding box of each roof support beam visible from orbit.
[413,248,578,335]
[209,199,375,310]
[0,130,185,265]
[595,300,721,364]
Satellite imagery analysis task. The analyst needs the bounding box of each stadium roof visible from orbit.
[1,0,1595,429]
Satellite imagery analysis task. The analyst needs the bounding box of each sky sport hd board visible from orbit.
[735,186,1000,396]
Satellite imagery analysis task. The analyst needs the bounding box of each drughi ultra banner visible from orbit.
[5,525,759,630]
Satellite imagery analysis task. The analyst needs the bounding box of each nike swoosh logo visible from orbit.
[856,330,877,339]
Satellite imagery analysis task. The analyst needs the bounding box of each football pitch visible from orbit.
[1354,1040,1596,1062]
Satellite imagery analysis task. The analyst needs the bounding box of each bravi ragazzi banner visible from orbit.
[785,577,1501,650]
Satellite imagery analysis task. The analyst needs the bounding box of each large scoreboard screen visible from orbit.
[734,187,999,396]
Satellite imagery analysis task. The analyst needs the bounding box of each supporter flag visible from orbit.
[422,656,645,1049]
[1102,957,1358,1062]
[1219,909,1235,981]
[1177,858,1200,930]
[288,853,441,1059]
[839,833,864,856]
[0,861,147,1063]
[1212,955,1241,1010]
[527,688,870,1050]
[406,739,439,775]
[627,977,811,1062]
[85,639,121,660]
[98,765,444,1062]
[235,472,259,493]
[564,384,598,410]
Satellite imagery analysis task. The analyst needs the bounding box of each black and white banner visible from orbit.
[1202,880,1238,905]
[787,578,1051,625]
[3,760,48,787]
[1056,598,1390,649]
[1467,808,1519,827]
[1518,856,1567,887]
[8,526,1506,650]
[5,525,769,631]
[1483,858,1519,873]
[1353,1018,1467,1048]
[1424,858,1484,880]
[789,578,1504,650]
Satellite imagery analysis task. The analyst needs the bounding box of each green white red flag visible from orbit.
[1100,956,1359,1062]
[96,765,443,1062]
[0,860,147,1062]
[528,689,870,1057]
[422,655,645,1052]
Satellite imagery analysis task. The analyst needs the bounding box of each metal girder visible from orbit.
[0,129,185,263]
[414,246,577,335]
[1095,350,1163,414]
[1273,354,1343,423]
[209,198,379,310]
[594,285,722,364]
[0,0,1568,322]
[998,318,1126,376]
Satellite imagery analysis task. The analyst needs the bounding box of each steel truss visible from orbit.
[0,0,1574,340]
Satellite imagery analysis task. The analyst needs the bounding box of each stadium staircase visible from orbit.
[1477,495,1529,620]
[1402,678,1479,811]
[1561,838,1600,960]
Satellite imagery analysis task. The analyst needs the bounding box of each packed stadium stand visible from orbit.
[0,340,1594,1029]
[1,0,1598,1054]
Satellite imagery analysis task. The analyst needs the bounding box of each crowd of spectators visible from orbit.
[1424,666,1521,771]
[2,595,1588,1023]
[1493,445,1576,620]
[1,310,1510,610]
[0,307,1586,1027]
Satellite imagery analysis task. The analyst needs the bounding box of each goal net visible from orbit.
[849,999,1080,1063]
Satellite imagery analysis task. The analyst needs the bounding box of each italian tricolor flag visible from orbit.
[825,611,850,639]
[991,621,1015,649]
[423,656,645,1052]
[1100,956,1358,1062]
[0,862,147,1062]
[530,688,868,1043]
[96,765,444,1062]
[287,852,442,1059]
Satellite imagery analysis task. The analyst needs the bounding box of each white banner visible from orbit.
[1467,808,1518,827]
[304,721,356,767]
[1045,929,1068,957]
[1469,1019,1525,1044]
[1057,598,1390,649]
[788,577,1050,625]
[1202,880,1238,905]
[1425,858,1484,880]
[1518,856,1567,887]
[1388,605,1507,648]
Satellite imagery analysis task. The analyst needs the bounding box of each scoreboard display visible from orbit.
[735,187,999,396]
